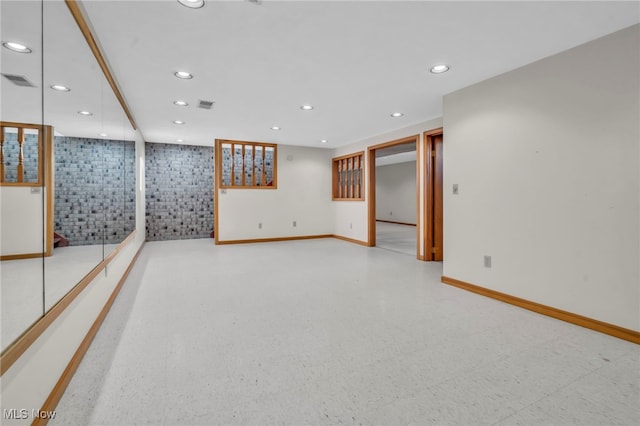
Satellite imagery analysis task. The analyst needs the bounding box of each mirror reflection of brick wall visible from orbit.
[3,132,39,182]
[145,142,214,241]
[54,137,136,246]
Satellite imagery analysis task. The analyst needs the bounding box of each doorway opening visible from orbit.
[367,135,420,258]
[424,129,444,261]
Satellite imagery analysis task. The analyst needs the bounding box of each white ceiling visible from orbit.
[2,1,639,147]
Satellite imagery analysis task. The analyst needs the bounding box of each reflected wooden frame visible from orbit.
[0,123,54,259]
[0,122,47,187]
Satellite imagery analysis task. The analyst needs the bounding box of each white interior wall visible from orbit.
[443,24,639,330]
[0,129,146,424]
[376,161,416,224]
[216,144,334,242]
[0,187,44,256]
[333,117,442,253]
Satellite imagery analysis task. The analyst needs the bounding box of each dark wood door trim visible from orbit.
[424,128,444,261]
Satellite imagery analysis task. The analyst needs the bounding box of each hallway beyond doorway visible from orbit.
[375,221,416,256]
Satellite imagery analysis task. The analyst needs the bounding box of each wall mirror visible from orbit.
[0,0,136,352]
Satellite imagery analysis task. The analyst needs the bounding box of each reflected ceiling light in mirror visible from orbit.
[177,0,205,9]
[390,112,404,118]
[99,133,108,137]
[174,100,188,106]
[271,126,281,130]
[430,64,450,74]
[50,84,70,92]
[300,105,314,111]
[174,71,193,79]
[78,111,93,116]
[2,41,32,53]
[173,120,185,125]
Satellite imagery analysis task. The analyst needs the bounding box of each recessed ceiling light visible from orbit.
[300,105,314,111]
[78,111,93,116]
[320,139,328,144]
[2,41,32,53]
[176,139,184,143]
[174,71,193,79]
[99,133,108,137]
[173,120,185,125]
[430,64,450,74]
[390,112,404,118]
[50,84,70,92]
[177,0,205,9]
[271,126,281,130]
[174,100,188,106]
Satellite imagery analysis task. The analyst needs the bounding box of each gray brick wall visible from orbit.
[145,142,214,241]
[54,136,135,246]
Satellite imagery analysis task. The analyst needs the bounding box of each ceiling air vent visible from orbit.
[2,73,36,87]
[198,100,215,110]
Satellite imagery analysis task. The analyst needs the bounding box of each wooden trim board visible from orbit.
[216,233,370,247]
[441,276,640,344]
[332,235,369,247]
[415,137,422,260]
[216,234,333,245]
[64,1,137,130]
[214,140,220,245]
[1,252,45,261]
[44,125,54,256]
[375,219,416,226]
[33,242,145,426]
[367,148,376,247]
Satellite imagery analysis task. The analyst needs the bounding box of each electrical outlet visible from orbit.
[258,223,262,229]
[453,184,459,195]
[484,255,492,268]
[390,211,392,216]
[350,223,353,229]
[293,221,296,227]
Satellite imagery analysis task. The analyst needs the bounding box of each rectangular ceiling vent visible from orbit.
[2,73,36,87]
[198,100,215,110]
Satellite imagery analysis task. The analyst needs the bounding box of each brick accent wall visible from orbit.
[145,142,214,241]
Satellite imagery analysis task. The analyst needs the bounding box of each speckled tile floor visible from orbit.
[51,238,639,426]
[375,221,417,257]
